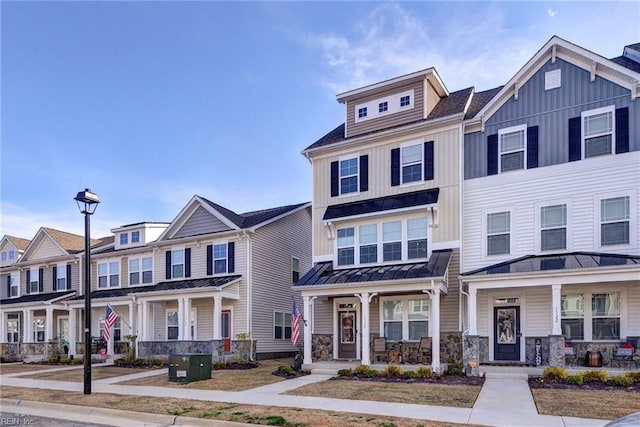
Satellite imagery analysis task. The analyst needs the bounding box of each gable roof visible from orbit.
[464,86,503,120]
[3,235,31,251]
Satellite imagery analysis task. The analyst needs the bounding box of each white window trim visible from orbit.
[166,308,179,340]
[354,89,415,123]
[535,201,572,254]
[379,295,430,342]
[291,256,300,283]
[98,259,121,289]
[9,272,20,298]
[213,242,228,274]
[338,154,360,197]
[498,124,527,173]
[595,191,635,250]
[544,69,561,91]
[581,105,615,159]
[29,267,40,294]
[171,247,185,279]
[119,232,128,245]
[56,262,67,291]
[482,207,513,260]
[131,230,141,244]
[129,255,153,286]
[273,310,292,340]
[1,252,6,262]
[400,140,424,186]
[561,288,626,342]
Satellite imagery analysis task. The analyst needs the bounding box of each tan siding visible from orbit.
[425,80,441,117]
[174,206,232,238]
[440,248,460,332]
[29,237,66,260]
[193,299,213,340]
[346,81,425,138]
[312,298,334,334]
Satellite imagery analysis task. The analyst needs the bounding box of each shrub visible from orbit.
[366,369,380,378]
[542,367,568,382]
[582,370,608,383]
[132,358,146,367]
[404,371,418,379]
[354,364,371,376]
[446,358,464,375]
[415,366,433,379]
[612,375,634,387]
[212,361,228,370]
[624,371,640,383]
[70,358,83,365]
[382,365,403,377]
[566,374,584,385]
[277,365,295,375]
[150,358,164,368]
[59,357,70,364]
[337,368,353,377]
[113,358,126,367]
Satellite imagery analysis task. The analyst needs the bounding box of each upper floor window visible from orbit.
[499,125,526,172]
[541,204,567,251]
[583,106,614,158]
[600,196,630,246]
[291,257,300,283]
[56,263,67,290]
[9,273,19,297]
[337,228,355,266]
[171,249,185,278]
[340,157,359,195]
[119,233,128,245]
[487,211,510,256]
[131,231,140,243]
[400,95,411,107]
[378,101,388,113]
[358,107,367,118]
[98,261,120,288]
[9,250,15,260]
[213,244,227,274]
[29,268,39,293]
[383,221,402,262]
[407,218,428,259]
[1,252,6,261]
[359,224,377,264]
[129,256,153,285]
[401,143,423,183]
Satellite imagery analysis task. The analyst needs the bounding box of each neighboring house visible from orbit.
[296,68,474,372]
[460,37,640,369]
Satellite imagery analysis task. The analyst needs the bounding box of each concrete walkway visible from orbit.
[0,365,611,427]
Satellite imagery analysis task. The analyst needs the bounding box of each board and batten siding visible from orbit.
[173,206,233,238]
[464,58,639,180]
[462,151,640,272]
[250,207,312,354]
[312,126,461,258]
[345,80,426,138]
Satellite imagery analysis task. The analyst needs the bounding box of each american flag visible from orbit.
[104,304,119,342]
[291,300,301,347]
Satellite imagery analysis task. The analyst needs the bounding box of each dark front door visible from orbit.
[221,310,231,352]
[338,311,356,359]
[494,306,520,361]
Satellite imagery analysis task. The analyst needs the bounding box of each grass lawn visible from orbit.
[16,366,154,381]
[531,388,640,420]
[0,363,71,375]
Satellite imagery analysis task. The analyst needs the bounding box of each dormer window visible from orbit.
[400,95,411,107]
[379,101,388,113]
[131,231,140,243]
[120,233,128,245]
[358,107,367,118]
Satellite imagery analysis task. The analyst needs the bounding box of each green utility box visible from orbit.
[168,353,212,383]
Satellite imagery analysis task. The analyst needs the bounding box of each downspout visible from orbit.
[243,231,254,349]
[458,122,465,332]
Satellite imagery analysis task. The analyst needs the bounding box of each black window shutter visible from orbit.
[526,126,539,169]
[359,155,368,192]
[52,266,58,290]
[330,161,339,197]
[424,141,434,180]
[67,264,72,290]
[228,242,235,273]
[487,134,498,175]
[206,245,213,275]
[165,251,172,279]
[39,268,44,293]
[615,107,629,154]
[6,275,10,297]
[26,270,30,294]
[568,116,581,161]
[185,248,191,278]
[391,148,400,186]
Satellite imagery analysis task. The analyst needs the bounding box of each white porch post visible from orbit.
[468,287,477,335]
[302,295,313,365]
[68,308,77,357]
[177,298,184,340]
[213,295,222,340]
[45,306,54,342]
[0,311,6,344]
[23,309,32,343]
[141,301,148,341]
[430,289,441,373]
[183,298,192,340]
[552,284,562,336]
[128,301,135,337]
[356,292,374,366]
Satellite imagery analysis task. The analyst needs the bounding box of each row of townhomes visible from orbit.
[1,36,639,374]
[0,196,311,362]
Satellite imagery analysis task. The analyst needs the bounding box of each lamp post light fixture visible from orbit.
[74,188,100,395]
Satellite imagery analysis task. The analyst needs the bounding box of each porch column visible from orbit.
[107,313,115,356]
[183,298,192,340]
[0,311,6,344]
[356,292,374,366]
[140,301,148,341]
[430,289,441,373]
[177,298,185,340]
[468,287,477,335]
[23,309,32,343]
[303,295,312,365]
[68,308,77,357]
[551,284,562,336]
[128,301,135,338]
[45,306,54,342]
[213,295,222,340]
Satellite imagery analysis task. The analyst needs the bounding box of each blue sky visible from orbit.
[2,1,639,239]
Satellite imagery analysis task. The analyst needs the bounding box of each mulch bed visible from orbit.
[528,378,640,392]
[272,370,311,379]
[332,374,485,386]
[214,362,259,370]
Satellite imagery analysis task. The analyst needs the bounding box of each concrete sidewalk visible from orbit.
[0,366,611,427]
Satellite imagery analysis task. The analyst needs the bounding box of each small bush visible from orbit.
[582,370,608,383]
[277,365,295,375]
[132,358,146,367]
[404,371,418,379]
[624,371,640,383]
[366,369,380,378]
[415,366,433,379]
[612,375,634,387]
[382,365,403,377]
[266,416,287,426]
[337,368,353,377]
[212,361,228,370]
[566,374,584,385]
[59,357,70,364]
[150,358,164,368]
[354,364,371,376]
[70,358,83,365]
[113,358,126,367]
[542,367,568,382]
[446,359,464,375]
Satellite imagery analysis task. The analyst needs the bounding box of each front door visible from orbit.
[338,311,356,359]
[221,310,231,352]
[58,317,69,354]
[494,307,520,361]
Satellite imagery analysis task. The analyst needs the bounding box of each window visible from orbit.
[100,317,122,342]
[214,244,227,274]
[129,256,152,285]
[601,196,630,246]
[407,218,428,259]
[487,212,510,255]
[172,249,184,278]
[541,204,567,251]
[359,224,377,264]
[401,143,423,183]
[400,95,410,107]
[499,125,526,172]
[383,221,402,262]
[358,107,367,118]
[131,231,140,243]
[56,263,67,290]
[1,252,5,261]
[592,293,620,340]
[33,318,45,342]
[119,233,128,245]
[337,228,355,266]
[98,261,120,288]
[381,297,429,342]
[339,157,358,194]
[378,101,388,113]
[9,273,19,297]
[29,268,39,293]
[561,294,584,340]
[7,316,19,343]
[583,106,614,158]
[291,257,300,283]
[274,311,292,339]
[167,311,179,340]
[9,250,15,260]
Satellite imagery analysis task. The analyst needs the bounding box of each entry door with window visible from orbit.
[58,317,69,353]
[221,310,231,352]
[494,306,520,361]
[338,311,356,359]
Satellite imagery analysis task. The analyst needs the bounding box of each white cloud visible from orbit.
[547,8,557,17]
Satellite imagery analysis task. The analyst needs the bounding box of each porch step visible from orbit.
[483,372,529,380]
[309,368,341,375]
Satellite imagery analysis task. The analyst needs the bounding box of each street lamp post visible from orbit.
[74,188,100,395]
